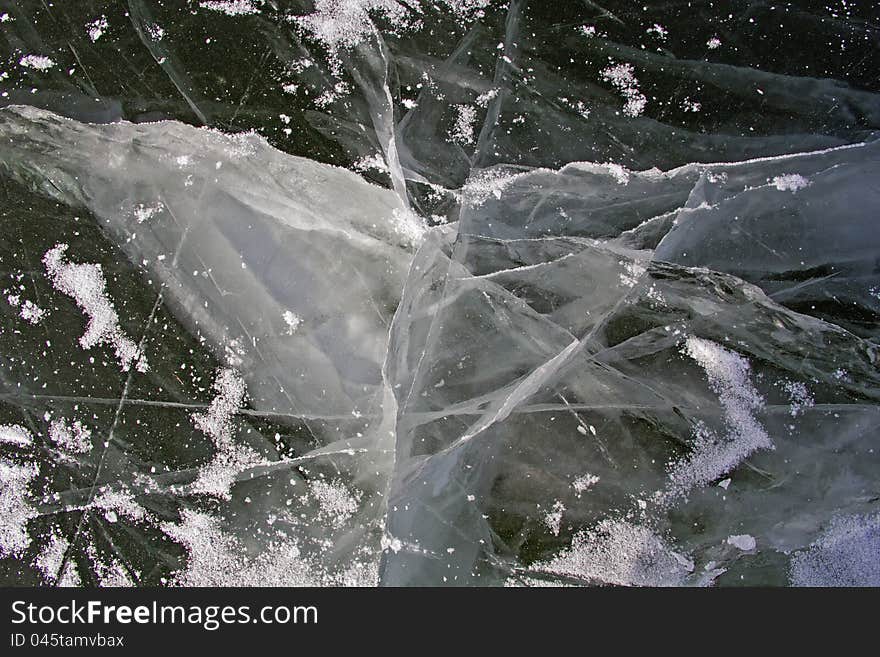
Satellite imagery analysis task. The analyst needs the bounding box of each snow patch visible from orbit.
[19,55,55,71]
[600,62,647,118]
[43,244,149,373]
[662,337,772,503]
[0,458,39,557]
[532,519,693,586]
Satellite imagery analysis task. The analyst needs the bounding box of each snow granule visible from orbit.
[6,294,46,324]
[133,202,164,223]
[86,542,136,587]
[147,23,165,41]
[352,153,389,174]
[33,531,80,586]
[390,208,427,247]
[91,487,149,524]
[293,1,489,70]
[461,169,526,206]
[646,24,668,40]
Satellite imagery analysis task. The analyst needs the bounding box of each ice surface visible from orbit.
[0,0,878,587]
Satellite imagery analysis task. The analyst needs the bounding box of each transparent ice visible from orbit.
[0,0,877,586]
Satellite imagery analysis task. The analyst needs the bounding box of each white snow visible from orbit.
[43,244,149,373]
[86,16,109,42]
[543,500,565,536]
[6,294,46,324]
[662,337,772,503]
[451,105,477,146]
[19,55,55,71]
[572,473,600,496]
[532,519,693,586]
[48,418,93,454]
[199,1,262,16]
[600,62,647,118]
[727,534,756,551]
[790,513,880,587]
[282,310,302,335]
[0,458,39,557]
[190,368,260,499]
[0,424,32,447]
[161,509,320,586]
[309,479,361,527]
[772,173,810,192]
[133,201,164,224]
[33,531,80,586]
